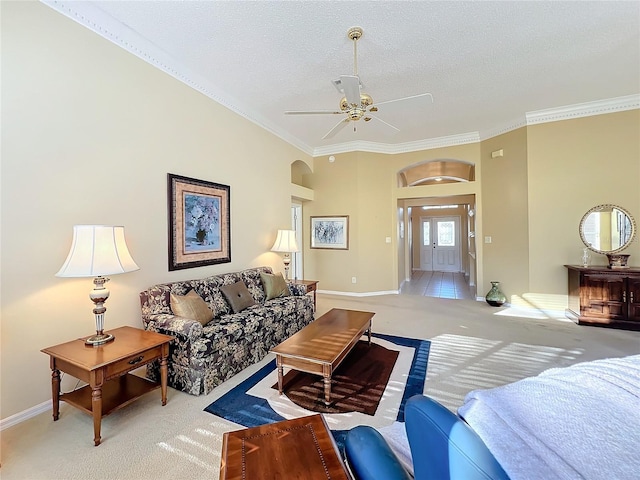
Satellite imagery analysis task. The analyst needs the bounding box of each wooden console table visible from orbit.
[219,414,349,480]
[41,326,174,445]
[565,265,640,330]
[290,279,319,310]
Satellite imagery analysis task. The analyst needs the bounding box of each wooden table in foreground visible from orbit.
[41,326,173,446]
[270,308,375,405]
[219,414,349,480]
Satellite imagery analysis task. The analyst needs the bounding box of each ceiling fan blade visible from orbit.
[374,92,433,107]
[285,110,343,115]
[340,75,361,107]
[366,115,400,133]
[322,118,350,140]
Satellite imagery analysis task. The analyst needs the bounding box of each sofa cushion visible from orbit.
[241,267,270,304]
[260,271,290,301]
[220,281,257,313]
[192,278,231,318]
[140,282,192,317]
[170,290,214,326]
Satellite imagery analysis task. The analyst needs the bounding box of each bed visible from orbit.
[345,354,640,480]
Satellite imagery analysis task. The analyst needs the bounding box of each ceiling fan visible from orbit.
[285,26,433,140]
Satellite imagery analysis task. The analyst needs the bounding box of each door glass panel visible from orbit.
[437,221,455,246]
[423,222,430,246]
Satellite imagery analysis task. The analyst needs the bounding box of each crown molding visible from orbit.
[525,94,640,125]
[41,0,315,157]
[312,132,481,157]
[41,1,639,158]
[479,116,528,141]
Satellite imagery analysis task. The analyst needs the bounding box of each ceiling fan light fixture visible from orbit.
[283,26,432,140]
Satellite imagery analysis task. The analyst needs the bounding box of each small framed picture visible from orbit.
[168,173,231,270]
[310,216,349,250]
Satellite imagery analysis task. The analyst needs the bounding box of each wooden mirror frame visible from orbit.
[579,204,636,255]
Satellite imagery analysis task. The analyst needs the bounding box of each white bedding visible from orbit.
[458,355,640,480]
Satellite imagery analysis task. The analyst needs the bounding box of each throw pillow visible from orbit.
[260,271,290,301]
[220,281,257,313]
[170,290,214,326]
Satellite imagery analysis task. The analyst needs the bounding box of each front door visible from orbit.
[420,216,461,272]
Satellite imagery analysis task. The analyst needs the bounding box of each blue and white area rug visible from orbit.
[204,333,430,448]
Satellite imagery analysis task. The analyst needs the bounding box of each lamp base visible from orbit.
[85,333,115,346]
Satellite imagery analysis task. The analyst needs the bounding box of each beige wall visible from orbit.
[1,2,311,419]
[304,152,397,293]
[527,110,640,297]
[480,127,530,301]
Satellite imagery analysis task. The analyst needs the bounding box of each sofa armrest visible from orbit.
[143,313,203,342]
[345,426,412,480]
[405,395,510,480]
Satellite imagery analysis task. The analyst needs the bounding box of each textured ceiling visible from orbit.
[49,1,639,154]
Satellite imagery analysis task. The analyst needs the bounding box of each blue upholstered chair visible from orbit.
[345,395,510,480]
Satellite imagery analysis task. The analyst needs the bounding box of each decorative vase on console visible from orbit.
[485,281,506,307]
[582,248,591,267]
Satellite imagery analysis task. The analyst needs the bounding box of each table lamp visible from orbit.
[271,229,299,280]
[56,225,139,346]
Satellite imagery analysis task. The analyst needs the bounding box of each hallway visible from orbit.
[400,270,474,300]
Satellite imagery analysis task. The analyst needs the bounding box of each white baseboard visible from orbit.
[318,289,399,297]
[1,400,50,431]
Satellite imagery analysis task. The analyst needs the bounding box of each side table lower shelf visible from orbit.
[62,374,161,417]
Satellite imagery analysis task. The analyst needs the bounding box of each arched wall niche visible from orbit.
[398,158,475,187]
[291,159,312,188]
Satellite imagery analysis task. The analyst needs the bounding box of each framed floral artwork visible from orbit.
[168,173,231,270]
[310,215,349,250]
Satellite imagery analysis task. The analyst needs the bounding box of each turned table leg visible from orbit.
[51,367,60,421]
[276,356,284,395]
[323,364,332,406]
[90,370,104,446]
[160,353,168,406]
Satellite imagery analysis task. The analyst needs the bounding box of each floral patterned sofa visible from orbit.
[139,266,314,395]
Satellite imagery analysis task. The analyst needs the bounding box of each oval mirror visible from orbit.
[579,204,636,254]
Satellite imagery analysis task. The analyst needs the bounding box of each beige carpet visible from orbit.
[2,294,639,480]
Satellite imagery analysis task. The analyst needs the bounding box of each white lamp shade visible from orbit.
[271,230,299,253]
[56,225,139,277]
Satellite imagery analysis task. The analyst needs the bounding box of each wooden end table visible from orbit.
[219,414,349,480]
[270,308,374,405]
[41,326,174,446]
[289,279,319,310]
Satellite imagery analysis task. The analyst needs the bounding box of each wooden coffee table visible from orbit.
[270,308,375,405]
[41,326,173,446]
[219,414,349,480]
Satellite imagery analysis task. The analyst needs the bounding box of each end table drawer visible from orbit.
[106,346,162,379]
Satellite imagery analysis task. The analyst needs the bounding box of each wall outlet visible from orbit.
[484,236,492,244]
[351,276,357,284]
